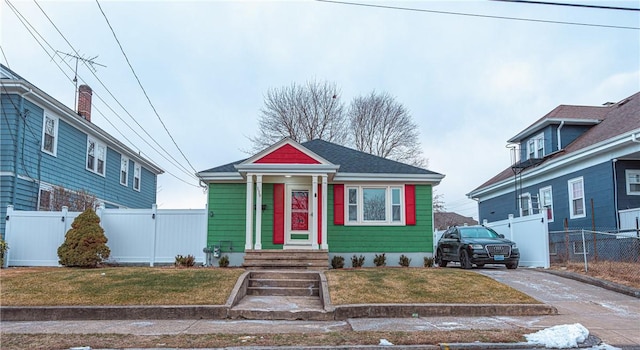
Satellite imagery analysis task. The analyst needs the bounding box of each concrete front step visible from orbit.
[247,286,319,297]
[249,278,320,289]
[243,249,329,270]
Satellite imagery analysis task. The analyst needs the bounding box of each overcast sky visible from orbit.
[2,0,638,219]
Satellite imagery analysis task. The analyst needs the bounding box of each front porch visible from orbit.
[243,249,330,270]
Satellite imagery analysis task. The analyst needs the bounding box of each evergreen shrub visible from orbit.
[57,208,110,268]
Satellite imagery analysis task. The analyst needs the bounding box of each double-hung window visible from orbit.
[568,177,585,219]
[120,156,129,186]
[626,170,640,195]
[345,186,403,225]
[526,133,544,159]
[133,162,141,191]
[519,193,532,216]
[539,186,554,222]
[86,137,106,176]
[38,185,53,211]
[41,113,58,156]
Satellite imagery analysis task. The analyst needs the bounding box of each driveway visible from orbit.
[477,267,640,347]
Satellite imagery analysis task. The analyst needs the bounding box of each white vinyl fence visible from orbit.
[483,213,550,268]
[4,205,207,267]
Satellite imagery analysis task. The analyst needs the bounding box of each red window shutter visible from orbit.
[405,185,416,225]
[273,184,285,244]
[317,184,323,244]
[333,184,344,225]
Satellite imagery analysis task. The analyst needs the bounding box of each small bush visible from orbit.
[218,255,230,268]
[331,255,345,269]
[351,254,365,268]
[0,236,8,268]
[423,256,434,268]
[57,208,110,268]
[399,254,411,267]
[373,253,386,267]
[175,254,196,267]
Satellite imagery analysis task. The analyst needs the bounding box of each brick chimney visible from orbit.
[77,84,92,122]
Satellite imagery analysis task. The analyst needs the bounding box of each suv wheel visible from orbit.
[436,249,448,267]
[460,250,472,269]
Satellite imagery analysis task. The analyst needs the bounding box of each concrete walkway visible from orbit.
[476,268,640,347]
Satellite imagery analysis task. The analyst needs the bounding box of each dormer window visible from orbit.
[527,133,544,159]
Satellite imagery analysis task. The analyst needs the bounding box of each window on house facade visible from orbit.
[526,133,544,159]
[519,193,532,216]
[133,162,141,191]
[345,185,403,225]
[573,241,589,255]
[626,170,640,195]
[41,113,58,156]
[568,177,585,219]
[539,186,554,222]
[38,186,53,211]
[120,156,129,186]
[86,137,106,176]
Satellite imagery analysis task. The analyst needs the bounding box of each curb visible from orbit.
[541,269,640,299]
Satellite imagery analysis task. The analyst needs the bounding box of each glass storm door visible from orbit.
[286,187,312,246]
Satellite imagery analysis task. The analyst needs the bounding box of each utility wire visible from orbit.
[30,0,200,182]
[315,0,640,30]
[0,45,9,66]
[5,0,200,187]
[94,0,201,177]
[491,0,640,12]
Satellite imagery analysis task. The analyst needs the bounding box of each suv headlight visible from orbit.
[512,243,518,249]
[470,244,484,250]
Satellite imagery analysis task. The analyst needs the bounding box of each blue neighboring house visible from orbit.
[0,64,163,235]
[467,92,640,232]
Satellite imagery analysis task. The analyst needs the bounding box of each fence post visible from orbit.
[61,206,69,235]
[151,204,158,267]
[4,205,13,267]
[581,229,588,272]
[508,214,515,241]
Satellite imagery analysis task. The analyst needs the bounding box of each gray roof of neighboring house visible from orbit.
[199,139,442,176]
[470,91,640,194]
[434,212,478,230]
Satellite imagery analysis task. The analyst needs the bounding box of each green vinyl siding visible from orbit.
[327,184,434,253]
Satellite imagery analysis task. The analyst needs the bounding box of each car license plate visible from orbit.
[494,255,504,261]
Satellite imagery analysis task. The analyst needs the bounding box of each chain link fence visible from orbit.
[549,229,640,289]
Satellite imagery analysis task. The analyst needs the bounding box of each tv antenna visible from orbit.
[55,51,106,109]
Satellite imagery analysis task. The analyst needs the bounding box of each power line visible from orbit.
[94,0,201,178]
[491,0,640,12]
[30,0,200,182]
[5,0,200,187]
[315,0,640,30]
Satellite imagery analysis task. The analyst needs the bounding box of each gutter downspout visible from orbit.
[612,159,619,230]
[557,121,565,150]
[11,89,33,207]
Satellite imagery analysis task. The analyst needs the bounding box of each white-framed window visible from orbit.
[526,133,544,159]
[120,156,129,186]
[568,177,586,219]
[519,192,532,217]
[345,185,404,225]
[38,185,53,211]
[86,136,106,176]
[133,162,141,191]
[539,186,554,222]
[41,112,58,156]
[573,241,589,255]
[626,170,640,195]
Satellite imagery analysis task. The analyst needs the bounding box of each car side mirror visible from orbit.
[498,234,505,238]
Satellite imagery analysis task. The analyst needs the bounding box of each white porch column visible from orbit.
[321,175,328,249]
[245,174,254,250]
[312,175,319,249]
[255,174,263,250]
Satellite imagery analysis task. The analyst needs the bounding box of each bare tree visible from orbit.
[46,186,98,212]
[348,91,426,167]
[249,80,349,152]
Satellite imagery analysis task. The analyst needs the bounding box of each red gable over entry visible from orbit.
[255,144,320,164]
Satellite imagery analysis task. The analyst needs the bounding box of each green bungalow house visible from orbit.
[197,138,444,268]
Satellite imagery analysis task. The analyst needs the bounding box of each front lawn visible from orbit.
[326,268,539,304]
[1,266,538,306]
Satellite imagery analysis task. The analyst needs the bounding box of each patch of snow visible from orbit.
[379,338,393,346]
[584,345,622,350]
[525,323,589,348]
